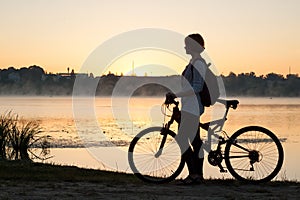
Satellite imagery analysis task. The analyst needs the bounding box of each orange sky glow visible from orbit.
[1,0,299,76]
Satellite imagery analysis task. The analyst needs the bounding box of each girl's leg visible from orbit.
[191,128,204,177]
[176,111,199,175]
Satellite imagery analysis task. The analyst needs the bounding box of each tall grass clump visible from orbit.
[0,112,13,159]
[0,111,50,161]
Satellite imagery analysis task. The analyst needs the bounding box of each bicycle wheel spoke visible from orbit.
[225,126,284,183]
[128,127,184,183]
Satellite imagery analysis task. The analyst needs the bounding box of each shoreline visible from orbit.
[0,161,299,199]
[46,146,300,182]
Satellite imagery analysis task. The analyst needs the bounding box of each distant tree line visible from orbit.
[0,66,299,97]
[222,72,299,97]
[0,66,75,96]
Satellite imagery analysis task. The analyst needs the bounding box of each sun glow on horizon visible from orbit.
[0,0,299,76]
[103,49,187,77]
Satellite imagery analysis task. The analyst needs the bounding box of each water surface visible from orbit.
[0,96,299,180]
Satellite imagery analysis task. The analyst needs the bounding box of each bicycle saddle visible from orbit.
[226,100,239,109]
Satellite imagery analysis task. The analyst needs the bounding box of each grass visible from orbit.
[0,160,299,200]
[0,159,298,187]
[0,160,138,184]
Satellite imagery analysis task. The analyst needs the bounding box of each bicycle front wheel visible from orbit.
[225,126,284,183]
[128,127,184,184]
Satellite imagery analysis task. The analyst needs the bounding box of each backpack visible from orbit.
[191,59,220,107]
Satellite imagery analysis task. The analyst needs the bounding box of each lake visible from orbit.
[0,96,299,181]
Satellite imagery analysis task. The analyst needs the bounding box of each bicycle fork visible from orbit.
[155,127,169,158]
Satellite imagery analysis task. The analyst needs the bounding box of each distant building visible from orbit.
[57,72,88,79]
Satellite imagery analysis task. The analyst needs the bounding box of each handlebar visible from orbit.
[164,96,178,106]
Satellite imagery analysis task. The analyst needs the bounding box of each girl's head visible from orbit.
[184,33,205,54]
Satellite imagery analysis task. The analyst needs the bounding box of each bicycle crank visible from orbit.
[208,150,227,173]
[208,150,223,166]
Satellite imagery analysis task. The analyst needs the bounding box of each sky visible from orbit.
[1,0,299,76]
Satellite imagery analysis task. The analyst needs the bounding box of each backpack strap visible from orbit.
[190,58,211,85]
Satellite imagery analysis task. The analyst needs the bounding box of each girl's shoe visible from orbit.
[180,175,204,185]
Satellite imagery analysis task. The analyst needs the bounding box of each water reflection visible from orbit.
[0,96,299,180]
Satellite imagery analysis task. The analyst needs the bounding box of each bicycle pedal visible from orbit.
[220,169,227,173]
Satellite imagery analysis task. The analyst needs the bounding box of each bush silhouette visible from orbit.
[0,111,50,161]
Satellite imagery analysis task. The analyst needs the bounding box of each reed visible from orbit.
[0,111,50,161]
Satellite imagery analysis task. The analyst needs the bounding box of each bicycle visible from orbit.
[128,98,284,183]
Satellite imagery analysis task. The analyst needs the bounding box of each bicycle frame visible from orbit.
[199,99,236,155]
[162,99,239,172]
[129,98,284,183]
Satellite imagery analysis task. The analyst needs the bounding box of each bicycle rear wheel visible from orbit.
[225,126,284,183]
[128,127,184,184]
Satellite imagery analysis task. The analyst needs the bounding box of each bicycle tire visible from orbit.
[128,127,185,184]
[224,126,284,183]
